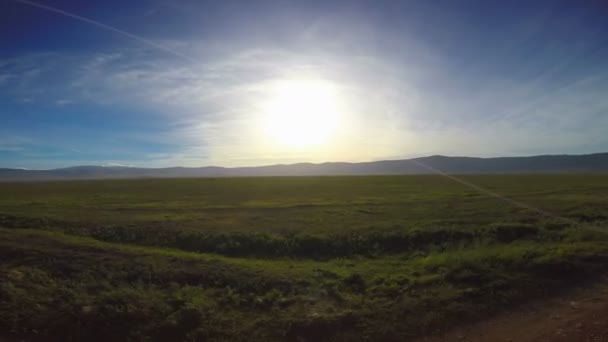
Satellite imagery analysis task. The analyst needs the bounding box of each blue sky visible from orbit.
[1,0,608,169]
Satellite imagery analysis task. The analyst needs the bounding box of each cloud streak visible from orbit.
[11,0,196,62]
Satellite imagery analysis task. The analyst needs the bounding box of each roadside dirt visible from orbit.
[417,279,608,342]
[2,281,608,341]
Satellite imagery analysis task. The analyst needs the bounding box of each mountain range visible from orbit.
[1,153,608,181]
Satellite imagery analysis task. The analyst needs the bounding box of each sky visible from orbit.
[1,0,608,169]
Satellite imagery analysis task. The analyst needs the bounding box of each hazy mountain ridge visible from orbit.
[2,153,608,181]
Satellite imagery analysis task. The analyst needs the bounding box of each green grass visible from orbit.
[1,175,608,341]
[2,175,606,233]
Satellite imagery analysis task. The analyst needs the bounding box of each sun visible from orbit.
[262,79,342,147]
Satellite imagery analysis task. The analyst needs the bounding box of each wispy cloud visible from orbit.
[2,5,607,168]
[55,99,73,106]
[0,135,33,153]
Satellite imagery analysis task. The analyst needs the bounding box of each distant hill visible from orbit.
[1,153,608,181]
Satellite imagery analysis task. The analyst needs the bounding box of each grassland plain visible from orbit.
[1,175,608,341]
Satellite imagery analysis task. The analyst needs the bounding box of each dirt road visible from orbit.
[418,280,608,342]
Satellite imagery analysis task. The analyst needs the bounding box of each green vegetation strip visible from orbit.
[0,214,589,258]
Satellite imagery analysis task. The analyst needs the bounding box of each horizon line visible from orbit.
[2,151,607,171]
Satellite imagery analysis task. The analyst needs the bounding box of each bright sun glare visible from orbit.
[262,79,342,147]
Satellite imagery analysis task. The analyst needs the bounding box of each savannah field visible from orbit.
[1,175,608,341]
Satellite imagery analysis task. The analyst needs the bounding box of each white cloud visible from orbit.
[56,99,73,106]
[2,39,607,167]
[0,135,33,152]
